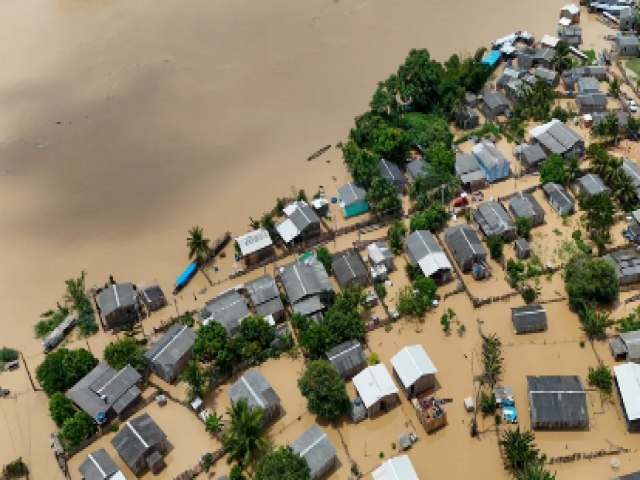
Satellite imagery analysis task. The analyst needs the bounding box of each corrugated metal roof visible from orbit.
[527,376,588,427]
[290,424,337,478]
[390,345,437,389]
[338,183,366,205]
[372,455,419,480]
[577,173,609,196]
[279,258,333,306]
[144,323,196,370]
[511,304,548,333]
[97,283,137,318]
[378,159,407,184]
[474,201,516,237]
[613,363,640,421]
[236,229,273,256]
[112,413,166,470]
[326,340,366,376]
[79,449,122,480]
[203,290,250,334]
[406,230,452,278]
[352,364,398,409]
[332,249,368,288]
[228,370,280,411]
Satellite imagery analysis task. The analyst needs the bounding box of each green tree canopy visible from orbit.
[588,361,613,395]
[402,112,453,151]
[387,220,407,254]
[48,392,77,428]
[36,348,98,397]
[409,201,447,232]
[254,446,311,480]
[60,411,97,449]
[298,360,350,420]
[193,322,229,363]
[238,316,276,358]
[539,154,567,185]
[341,141,379,189]
[486,234,504,260]
[500,427,541,473]
[181,360,212,401]
[366,177,402,214]
[580,192,615,253]
[315,246,332,274]
[103,337,144,374]
[516,216,533,240]
[565,254,619,310]
[222,398,269,470]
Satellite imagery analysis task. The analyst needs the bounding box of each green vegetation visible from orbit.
[609,77,621,98]
[515,463,556,480]
[481,333,503,387]
[205,412,225,438]
[593,112,620,145]
[187,226,213,286]
[454,122,501,145]
[374,282,387,299]
[588,143,637,212]
[222,398,269,471]
[506,256,545,288]
[103,337,145,374]
[618,305,640,332]
[479,391,496,415]
[579,193,615,254]
[180,311,195,327]
[515,216,532,240]
[368,352,380,365]
[298,360,350,420]
[230,465,248,480]
[588,361,613,396]
[254,446,311,480]
[35,305,70,339]
[387,220,407,254]
[366,177,402,214]
[552,41,572,73]
[397,275,437,318]
[0,346,19,369]
[583,49,596,64]
[60,410,97,450]
[521,284,538,304]
[48,392,77,427]
[500,427,544,474]
[2,458,29,479]
[627,58,640,77]
[409,201,447,232]
[486,234,504,260]
[315,245,332,274]
[539,154,567,185]
[408,145,460,209]
[65,271,99,337]
[36,348,98,397]
[181,360,213,401]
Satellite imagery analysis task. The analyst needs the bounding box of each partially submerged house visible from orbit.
[279,258,334,318]
[332,249,369,290]
[111,413,168,475]
[534,47,555,69]
[202,289,250,335]
[604,250,640,286]
[144,323,196,383]
[534,67,559,86]
[615,36,640,57]
[406,158,426,181]
[511,305,548,334]
[527,375,589,429]
[140,285,167,313]
[378,159,407,192]
[455,153,487,191]
[610,330,640,363]
[276,201,321,244]
[79,448,126,480]
[235,229,274,266]
[508,192,546,226]
[67,362,141,423]
[455,105,480,130]
[405,230,453,282]
[290,424,337,480]
[372,455,419,480]
[326,340,367,379]
[513,143,547,171]
[480,89,510,120]
[514,237,532,259]
[530,119,584,158]
[228,370,281,424]
[560,25,583,47]
[244,274,285,323]
[367,241,394,271]
[542,182,575,216]
[444,224,488,272]
[352,364,399,418]
[593,111,629,132]
[577,173,610,197]
[97,283,140,332]
[338,183,369,218]
[472,141,510,183]
[474,201,517,240]
[560,3,580,23]
[576,93,608,114]
[390,344,437,398]
[613,362,640,432]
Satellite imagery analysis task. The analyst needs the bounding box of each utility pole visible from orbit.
[20,352,41,392]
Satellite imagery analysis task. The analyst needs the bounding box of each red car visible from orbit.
[454,196,469,207]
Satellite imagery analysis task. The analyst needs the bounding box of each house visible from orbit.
[465,92,479,107]
[534,67,559,86]
[332,249,369,290]
[593,111,629,132]
[472,141,510,183]
[235,229,274,266]
[560,25,583,47]
[604,250,640,285]
[503,78,526,103]
[623,157,640,199]
[244,274,285,323]
[140,285,167,313]
[372,455,419,480]
[326,340,366,379]
[530,119,584,158]
[144,323,196,383]
[405,230,453,283]
[455,153,487,190]
[406,158,426,181]
[67,362,141,423]
[338,183,369,218]
[511,305,548,333]
[455,105,480,130]
[560,3,581,23]
[480,89,510,120]
[577,173,610,196]
[378,159,407,193]
[202,289,250,335]
[514,238,532,259]
[111,413,168,475]
[508,192,546,226]
[534,47,555,69]
[527,375,589,429]
[367,241,394,271]
[276,201,321,244]
[352,364,399,417]
[563,66,609,91]
[613,363,640,432]
[444,224,488,272]
[290,424,337,480]
[78,449,126,480]
[610,330,640,362]
[542,182,575,216]
[390,345,437,398]
[228,370,281,424]
[517,47,536,69]
[279,258,333,318]
[513,143,547,171]
[474,201,517,240]
[97,283,140,332]
[497,67,522,91]
[578,76,600,94]
[576,92,608,114]
[615,36,640,57]
[620,7,635,30]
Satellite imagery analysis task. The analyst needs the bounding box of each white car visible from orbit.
[627,99,638,112]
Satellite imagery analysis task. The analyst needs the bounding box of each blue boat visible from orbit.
[174,261,197,293]
[481,49,502,68]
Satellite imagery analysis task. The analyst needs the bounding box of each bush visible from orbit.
[374,282,387,299]
[315,246,332,274]
[49,392,77,427]
[2,458,29,479]
[515,216,533,240]
[60,411,97,449]
[588,361,613,396]
[103,337,145,374]
[254,446,311,480]
[486,235,504,260]
[180,312,195,327]
[0,347,19,367]
[409,201,447,232]
[479,391,496,414]
[368,352,379,365]
[521,284,538,304]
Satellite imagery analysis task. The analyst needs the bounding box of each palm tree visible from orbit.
[500,427,541,473]
[180,360,211,400]
[205,412,225,439]
[187,226,213,285]
[515,464,556,480]
[552,41,572,73]
[222,398,269,471]
[260,213,277,240]
[609,77,621,99]
[564,154,581,184]
[613,173,638,211]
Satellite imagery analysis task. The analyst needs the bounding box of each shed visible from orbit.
[290,424,337,480]
[203,289,250,335]
[534,67,559,86]
[352,364,399,417]
[513,143,547,170]
[228,370,281,424]
[480,89,510,120]
[508,192,545,226]
[455,105,480,130]
[97,283,140,331]
[511,304,548,333]
[577,173,610,196]
[112,413,168,475]
[560,25,583,47]
[367,241,394,271]
[372,455,419,480]
[534,47,555,68]
[378,159,407,192]
[542,182,575,216]
[560,3,580,23]
[615,36,640,56]
[139,285,167,313]
[455,153,487,190]
[405,230,453,282]
[576,93,608,114]
[578,76,600,94]
[144,323,196,383]
[390,345,437,398]
[276,201,321,244]
[474,201,517,240]
[604,249,640,285]
[530,119,584,157]
[244,274,285,322]
[406,158,426,181]
[332,249,369,290]
[444,224,488,272]
[514,238,532,259]
[471,141,510,182]
[279,258,333,317]
[338,183,369,218]
[527,375,589,429]
[613,362,640,432]
[79,448,126,480]
[465,92,479,107]
[326,340,367,379]
[235,229,274,266]
[620,6,635,30]
[609,330,640,363]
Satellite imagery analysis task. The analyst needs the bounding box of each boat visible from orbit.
[174,262,198,294]
[207,231,231,261]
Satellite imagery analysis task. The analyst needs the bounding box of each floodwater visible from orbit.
[3,0,634,478]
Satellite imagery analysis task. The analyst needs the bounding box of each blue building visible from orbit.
[481,49,502,68]
[472,141,510,182]
[338,183,369,218]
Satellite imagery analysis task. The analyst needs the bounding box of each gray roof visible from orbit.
[534,67,558,84]
[292,296,325,316]
[482,90,509,111]
[79,449,121,480]
[472,141,509,170]
[144,323,196,370]
[511,304,548,333]
[623,157,640,189]
[576,92,608,108]
[338,183,366,206]
[279,259,333,306]
[367,240,394,265]
[288,201,320,232]
[514,143,547,168]
[474,201,516,237]
[378,159,407,185]
[67,362,141,420]
[508,192,545,221]
[593,110,629,128]
[332,249,368,288]
[97,283,137,317]
[577,173,609,196]
[515,237,531,254]
[406,230,444,262]
[141,284,166,306]
[619,330,640,361]
[497,67,522,88]
[290,424,337,479]
[614,471,640,480]
[204,289,250,335]
[604,249,640,284]
[534,47,555,62]
[326,340,366,377]
[530,120,583,155]
[406,159,427,180]
[577,76,600,93]
[465,92,478,106]
[228,370,281,411]
[444,224,487,267]
[112,413,166,469]
[245,275,284,318]
[542,182,575,212]
[455,153,482,176]
[617,36,640,48]
[527,376,588,427]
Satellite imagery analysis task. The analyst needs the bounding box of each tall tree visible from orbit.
[103,337,145,374]
[580,192,615,254]
[222,398,269,471]
[387,220,406,254]
[48,392,77,427]
[366,177,402,214]
[500,427,541,473]
[396,49,445,114]
[254,446,311,480]
[187,226,213,285]
[551,41,572,73]
[36,348,98,396]
[181,360,211,400]
[298,360,350,420]
[539,154,567,185]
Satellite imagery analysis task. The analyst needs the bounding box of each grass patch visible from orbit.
[627,58,640,77]
[583,49,596,65]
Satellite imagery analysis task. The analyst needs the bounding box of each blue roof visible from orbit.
[176,262,197,288]
[481,50,502,67]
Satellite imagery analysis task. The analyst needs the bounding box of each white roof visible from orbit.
[501,44,517,55]
[111,472,128,480]
[559,17,572,26]
[418,253,452,278]
[614,363,640,421]
[541,34,560,48]
[276,218,299,243]
[390,345,437,389]
[372,455,419,480]
[235,229,273,256]
[562,3,580,14]
[352,364,398,409]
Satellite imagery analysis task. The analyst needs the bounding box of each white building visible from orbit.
[372,455,419,480]
[390,345,438,398]
[352,364,399,418]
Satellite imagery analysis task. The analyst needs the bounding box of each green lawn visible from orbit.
[583,49,596,65]
[627,58,640,77]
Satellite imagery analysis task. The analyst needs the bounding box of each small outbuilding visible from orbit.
[290,424,337,480]
[444,224,488,272]
[480,89,510,120]
[474,201,517,240]
[455,105,480,130]
[527,375,589,430]
[560,25,582,47]
[455,153,487,191]
[622,157,640,200]
[530,119,584,158]
[332,249,369,290]
[604,250,640,286]
[338,183,369,218]
[534,67,559,86]
[514,238,532,260]
[352,364,399,418]
[326,339,367,379]
[560,3,580,24]
[279,258,334,318]
[577,76,600,94]
[140,285,167,313]
[378,159,407,193]
[228,370,281,424]
[390,345,437,398]
[144,323,196,383]
[472,141,510,183]
[406,158,426,181]
[613,362,640,432]
[112,413,168,475]
[406,230,453,283]
[609,330,640,363]
[508,192,545,227]
[235,229,275,266]
[372,455,419,480]
[244,274,285,323]
[511,304,548,334]
[615,36,640,57]
[202,289,250,335]
[367,241,394,271]
[97,283,141,332]
[514,143,547,171]
[542,182,575,216]
[577,173,610,197]
[79,448,126,480]
[576,93,608,114]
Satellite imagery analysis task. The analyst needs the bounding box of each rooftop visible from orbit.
[290,424,337,479]
[511,304,548,333]
[378,159,407,185]
[78,448,124,480]
[279,258,333,306]
[228,370,281,411]
[111,413,167,469]
[144,323,196,369]
[577,173,609,196]
[338,183,366,205]
[326,340,366,377]
[352,364,398,409]
[390,345,437,389]
[613,363,640,421]
[203,289,250,334]
[527,375,588,427]
[235,229,273,256]
[332,249,368,288]
[97,283,137,317]
[530,119,583,154]
[244,274,284,317]
[474,201,516,237]
[372,455,419,480]
[508,192,545,220]
[405,230,452,278]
